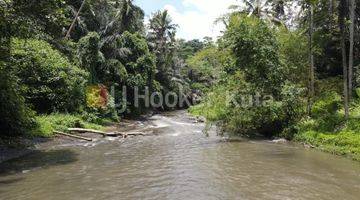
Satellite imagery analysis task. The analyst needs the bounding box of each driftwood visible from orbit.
[105,132,124,137]
[127,132,146,136]
[303,143,316,149]
[68,128,107,137]
[67,128,147,139]
[106,131,146,138]
[54,131,93,142]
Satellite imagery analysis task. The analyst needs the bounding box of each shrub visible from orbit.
[85,84,119,121]
[277,28,309,86]
[189,87,230,121]
[312,91,342,117]
[316,77,343,96]
[77,32,105,84]
[221,14,285,96]
[104,59,128,85]
[10,38,88,113]
[117,31,156,89]
[116,31,157,114]
[0,64,35,136]
[190,73,306,138]
[184,47,228,91]
[191,16,305,138]
[310,91,344,132]
[34,114,104,137]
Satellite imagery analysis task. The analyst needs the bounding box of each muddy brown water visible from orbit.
[0,111,360,200]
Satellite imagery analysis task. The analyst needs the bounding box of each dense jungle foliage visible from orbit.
[189,0,360,160]
[0,0,208,137]
[0,0,359,160]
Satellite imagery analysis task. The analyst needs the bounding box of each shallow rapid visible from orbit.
[0,111,359,200]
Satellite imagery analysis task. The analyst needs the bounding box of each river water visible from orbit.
[0,111,360,200]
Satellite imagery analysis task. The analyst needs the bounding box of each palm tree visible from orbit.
[273,0,286,19]
[148,10,178,83]
[101,0,143,36]
[148,10,177,45]
[229,0,286,25]
[307,3,315,116]
[349,0,356,100]
[100,0,145,59]
[328,0,335,16]
[148,10,177,59]
[295,0,318,116]
[339,0,349,119]
[111,0,144,33]
[229,0,270,17]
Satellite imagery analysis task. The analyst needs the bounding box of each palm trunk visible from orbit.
[329,0,334,25]
[340,0,349,119]
[0,2,11,61]
[65,0,86,39]
[307,4,315,116]
[349,0,355,99]
[329,0,334,15]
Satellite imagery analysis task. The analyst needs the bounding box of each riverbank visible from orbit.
[0,116,147,163]
[0,114,109,163]
[0,134,94,163]
[294,103,360,162]
[0,136,62,163]
[1,110,360,200]
[34,114,108,137]
[188,107,360,162]
[3,109,359,164]
[0,110,188,164]
[0,138,33,163]
[295,130,360,161]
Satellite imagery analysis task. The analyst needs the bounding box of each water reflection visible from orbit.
[0,149,78,175]
[0,111,359,200]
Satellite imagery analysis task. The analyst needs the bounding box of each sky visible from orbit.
[134,0,240,40]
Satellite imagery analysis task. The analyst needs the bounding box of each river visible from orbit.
[0,110,360,200]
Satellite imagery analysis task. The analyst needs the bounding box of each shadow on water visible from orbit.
[0,177,25,189]
[0,149,78,176]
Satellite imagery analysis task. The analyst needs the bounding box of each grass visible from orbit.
[189,86,360,161]
[32,114,106,137]
[295,130,360,161]
[295,98,360,161]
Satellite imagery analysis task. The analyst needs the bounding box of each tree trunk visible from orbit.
[65,0,86,39]
[307,4,315,116]
[329,0,334,15]
[54,131,93,142]
[67,128,107,137]
[349,0,355,99]
[340,0,349,119]
[328,0,335,26]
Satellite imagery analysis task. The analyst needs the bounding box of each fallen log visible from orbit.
[127,132,146,136]
[54,131,93,142]
[105,132,124,137]
[106,131,146,138]
[107,132,129,138]
[68,128,107,137]
[68,128,147,138]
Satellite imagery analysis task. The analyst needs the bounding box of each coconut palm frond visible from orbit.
[229,4,241,10]
[116,47,132,59]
